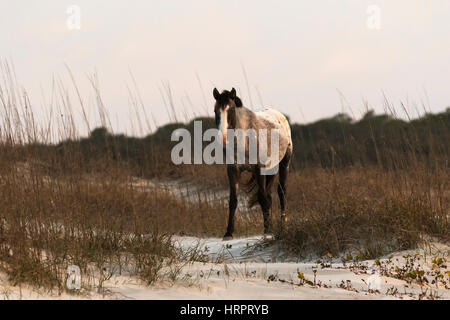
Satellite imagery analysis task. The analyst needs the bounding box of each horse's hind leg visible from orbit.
[256,168,274,235]
[277,151,291,225]
[223,165,240,241]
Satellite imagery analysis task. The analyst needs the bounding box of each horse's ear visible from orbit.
[234,96,243,108]
[213,88,220,100]
[230,88,236,99]
[230,88,242,107]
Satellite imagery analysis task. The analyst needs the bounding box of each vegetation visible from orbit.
[53,108,449,176]
[0,63,448,293]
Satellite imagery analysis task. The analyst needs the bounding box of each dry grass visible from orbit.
[0,62,212,293]
[0,159,177,290]
[0,152,261,292]
[273,166,449,258]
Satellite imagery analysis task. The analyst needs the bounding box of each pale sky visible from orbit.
[1,0,449,137]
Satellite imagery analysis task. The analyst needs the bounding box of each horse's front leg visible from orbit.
[223,165,240,240]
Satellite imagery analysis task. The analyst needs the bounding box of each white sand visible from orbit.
[1,236,448,300]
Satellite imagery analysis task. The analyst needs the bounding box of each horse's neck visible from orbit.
[235,106,256,130]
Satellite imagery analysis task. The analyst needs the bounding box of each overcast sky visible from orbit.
[1,0,449,136]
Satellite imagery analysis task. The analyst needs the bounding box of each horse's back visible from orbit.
[253,107,293,168]
[254,107,292,147]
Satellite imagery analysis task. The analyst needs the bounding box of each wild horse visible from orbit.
[213,88,293,240]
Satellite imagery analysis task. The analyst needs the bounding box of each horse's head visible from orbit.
[213,87,242,144]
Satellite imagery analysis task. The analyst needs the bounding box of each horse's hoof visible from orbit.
[223,234,233,241]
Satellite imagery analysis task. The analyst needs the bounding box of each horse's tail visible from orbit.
[241,172,258,208]
[241,169,277,209]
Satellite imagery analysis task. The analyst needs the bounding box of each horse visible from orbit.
[213,87,293,240]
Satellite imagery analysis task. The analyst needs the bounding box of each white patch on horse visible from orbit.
[253,107,292,168]
[254,107,291,139]
[219,104,229,144]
